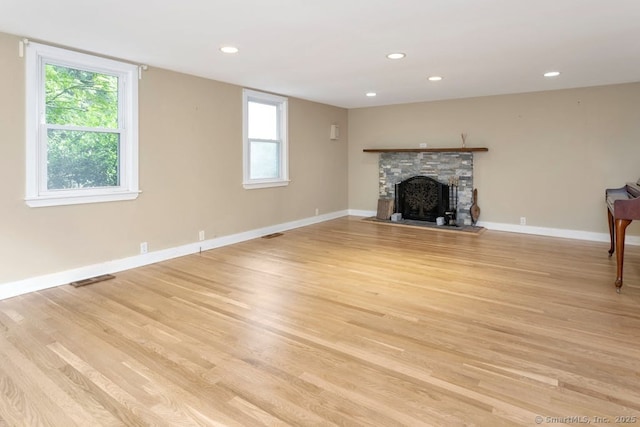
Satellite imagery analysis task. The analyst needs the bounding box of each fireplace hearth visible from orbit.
[395,176,449,222]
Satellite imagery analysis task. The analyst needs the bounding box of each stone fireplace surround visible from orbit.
[378,151,474,224]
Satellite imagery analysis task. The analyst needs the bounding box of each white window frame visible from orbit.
[242,89,289,189]
[25,42,139,207]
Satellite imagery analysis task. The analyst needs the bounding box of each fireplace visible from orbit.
[395,176,449,222]
[378,151,474,224]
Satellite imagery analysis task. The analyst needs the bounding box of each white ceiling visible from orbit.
[2,0,640,108]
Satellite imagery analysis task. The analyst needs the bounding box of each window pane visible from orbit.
[47,129,120,189]
[45,64,119,129]
[250,140,279,179]
[248,101,277,140]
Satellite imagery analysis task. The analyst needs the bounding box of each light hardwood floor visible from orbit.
[1,216,639,426]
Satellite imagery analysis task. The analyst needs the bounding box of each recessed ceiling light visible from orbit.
[220,46,239,54]
[544,71,560,77]
[386,52,406,60]
[366,92,377,97]
[428,76,443,81]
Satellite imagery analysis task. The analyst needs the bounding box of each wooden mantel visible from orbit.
[363,147,488,153]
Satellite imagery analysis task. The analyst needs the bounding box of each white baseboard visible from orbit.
[347,210,640,246]
[477,221,640,246]
[0,210,349,301]
[348,209,377,217]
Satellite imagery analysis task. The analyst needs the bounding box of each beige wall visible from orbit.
[348,84,640,236]
[0,32,348,284]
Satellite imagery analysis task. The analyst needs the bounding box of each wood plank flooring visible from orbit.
[1,216,639,426]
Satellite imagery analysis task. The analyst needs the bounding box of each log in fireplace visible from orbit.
[394,176,450,222]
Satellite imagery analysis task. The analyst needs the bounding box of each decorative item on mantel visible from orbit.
[461,132,467,148]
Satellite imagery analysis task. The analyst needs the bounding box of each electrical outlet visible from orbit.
[419,143,428,148]
[140,242,148,254]
[520,217,526,226]
[315,208,319,216]
[199,230,205,241]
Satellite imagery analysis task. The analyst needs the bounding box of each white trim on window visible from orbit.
[242,89,289,189]
[25,42,139,207]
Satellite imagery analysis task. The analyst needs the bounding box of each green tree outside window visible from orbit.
[45,64,120,190]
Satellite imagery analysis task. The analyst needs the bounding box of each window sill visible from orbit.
[243,180,290,190]
[25,190,141,208]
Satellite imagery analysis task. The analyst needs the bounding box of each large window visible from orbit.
[242,89,288,189]
[25,42,139,207]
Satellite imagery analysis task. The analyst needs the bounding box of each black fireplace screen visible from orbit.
[395,176,449,221]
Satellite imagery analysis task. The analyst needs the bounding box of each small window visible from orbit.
[25,42,139,207]
[242,89,288,189]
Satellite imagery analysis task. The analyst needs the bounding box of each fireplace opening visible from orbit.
[394,176,450,222]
